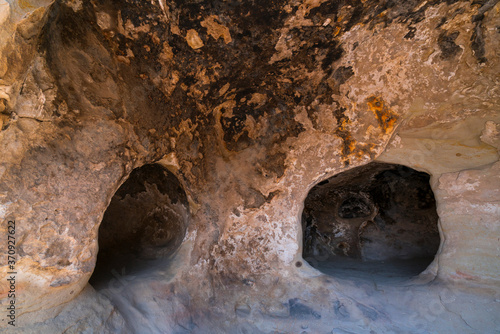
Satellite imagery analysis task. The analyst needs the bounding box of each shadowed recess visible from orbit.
[89,164,189,288]
[302,162,440,283]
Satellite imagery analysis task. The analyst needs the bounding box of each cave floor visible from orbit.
[83,246,500,334]
[313,257,433,286]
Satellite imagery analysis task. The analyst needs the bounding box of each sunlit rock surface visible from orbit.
[0,0,499,333]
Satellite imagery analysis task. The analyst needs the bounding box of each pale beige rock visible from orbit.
[481,121,500,149]
[201,15,232,44]
[435,161,500,284]
[185,29,204,49]
[0,285,128,333]
[377,115,500,175]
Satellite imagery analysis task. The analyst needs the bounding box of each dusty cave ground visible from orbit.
[0,0,500,333]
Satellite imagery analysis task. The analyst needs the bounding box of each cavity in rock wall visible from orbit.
[302,162,440,279]
[90,164,189,287]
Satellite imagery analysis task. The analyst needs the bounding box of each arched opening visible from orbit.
[302,162,440,283]
[89,164,189,288]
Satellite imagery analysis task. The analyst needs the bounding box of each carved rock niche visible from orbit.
[302,163,441,281]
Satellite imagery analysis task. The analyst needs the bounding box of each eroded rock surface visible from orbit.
[0,0,499,333]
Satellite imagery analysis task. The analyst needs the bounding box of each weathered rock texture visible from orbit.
[0,0,499,333]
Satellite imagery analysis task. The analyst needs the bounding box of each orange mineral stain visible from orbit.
[366,96,398,134]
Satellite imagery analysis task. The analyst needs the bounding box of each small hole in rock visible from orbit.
[302,162,440,284]
[296,261,303,267]
[89,164,189,289]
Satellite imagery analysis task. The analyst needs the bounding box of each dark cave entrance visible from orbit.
[302,162,440,283]
[89,164,189,288]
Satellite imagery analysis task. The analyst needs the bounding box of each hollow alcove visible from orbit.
[302,162,440,283]
[89,164,189,288]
